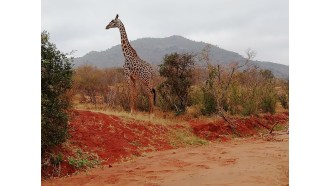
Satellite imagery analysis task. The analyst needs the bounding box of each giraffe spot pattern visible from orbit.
[113,18,155,113]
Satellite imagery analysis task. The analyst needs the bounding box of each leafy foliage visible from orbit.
[41,31,73,152]
[50,152,63,166]
[158,52,195,114]
[201,89,217,116]
[278,94,289,109]
[278,80,289,109]
[67,148,101,170]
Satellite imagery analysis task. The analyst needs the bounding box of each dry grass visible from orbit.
[73,103,188,126]
[275,102,288,113]
[96,110,178,126]
[169,128,208,147]
[73,102,289,126]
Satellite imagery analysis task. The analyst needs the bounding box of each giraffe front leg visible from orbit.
[128,76,137,115]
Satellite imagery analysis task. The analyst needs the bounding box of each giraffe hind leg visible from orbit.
[147,92,154,118]
[152,88,156,105]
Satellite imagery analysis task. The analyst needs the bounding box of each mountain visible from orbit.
[73,35,288,79]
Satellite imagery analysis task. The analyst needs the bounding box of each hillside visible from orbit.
[73,35,288,79]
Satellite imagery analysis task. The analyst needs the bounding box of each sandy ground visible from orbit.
[42,132,288,186]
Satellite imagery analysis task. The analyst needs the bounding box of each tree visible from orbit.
[41,31,73,152]
[158,52,195,114]
[200,45,256,125]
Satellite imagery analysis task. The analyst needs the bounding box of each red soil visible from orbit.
[190,112,289,140]
[68,110,173,163]
[42,110,288,179]
[42,110,173,178]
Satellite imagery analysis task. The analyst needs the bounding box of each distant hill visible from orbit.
[73,35,288,79]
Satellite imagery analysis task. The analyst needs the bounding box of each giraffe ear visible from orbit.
[115,14,119,20]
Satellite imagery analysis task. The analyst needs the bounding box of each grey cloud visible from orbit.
[42,0,288,65]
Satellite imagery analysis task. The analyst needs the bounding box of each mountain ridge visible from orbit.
[73,35,288,79]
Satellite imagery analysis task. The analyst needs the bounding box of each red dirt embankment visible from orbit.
[42,110,174,178]
[69,110,173,163]
[42,110,288,179]
[191,112,289,140]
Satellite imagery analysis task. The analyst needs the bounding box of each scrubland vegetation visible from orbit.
[41,32,289,178]
[71,46,289,118]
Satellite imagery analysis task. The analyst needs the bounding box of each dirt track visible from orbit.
[42,131,288,186]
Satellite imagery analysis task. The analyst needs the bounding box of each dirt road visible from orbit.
[42,132,288,186]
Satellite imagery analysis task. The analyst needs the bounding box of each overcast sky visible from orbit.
[41,0,288,65]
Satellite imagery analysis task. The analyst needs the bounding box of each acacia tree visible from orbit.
[41,31,73,152]
[158,52,195,114]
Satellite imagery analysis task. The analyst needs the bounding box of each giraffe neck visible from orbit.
[118,22,138,59]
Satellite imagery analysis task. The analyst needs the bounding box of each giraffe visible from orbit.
[106,14,156,116]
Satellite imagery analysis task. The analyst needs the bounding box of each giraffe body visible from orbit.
[106,14,155,115]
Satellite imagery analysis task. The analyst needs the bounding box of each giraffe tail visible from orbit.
[152,88,156,104]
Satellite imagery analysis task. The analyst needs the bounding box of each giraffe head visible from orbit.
[106,14,121,29]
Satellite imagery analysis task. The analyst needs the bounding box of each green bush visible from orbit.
[201,89,217,116]
[41,31,73,152]
[50,153,63,166]
[158,52,195,114]
[278,94,289,109]
[242,99,258,116]
[228,84,241,115]
[67,149,101,170]
[260,92,277,114]
[187,86,204,106]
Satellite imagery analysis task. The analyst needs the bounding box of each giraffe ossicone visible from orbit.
[106,14,156,116]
